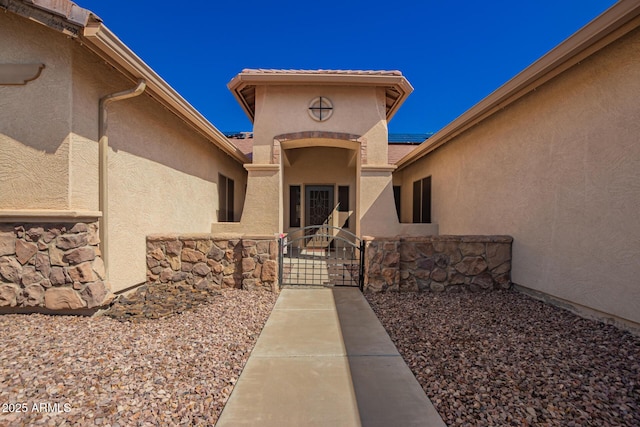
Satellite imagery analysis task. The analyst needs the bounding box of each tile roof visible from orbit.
[1,0,98,35]
[226,136,254,161]
[28,0,95,25]
[228,69,413,123]
[388,143,421,165]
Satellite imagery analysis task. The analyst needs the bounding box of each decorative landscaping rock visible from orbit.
[455,256,488,276]
[15,240,37,264]
[471,271,494,290]
[364,239,400,292]
[67,262,96,283]
[0,222,112,311]
[63,246,96,265]
[0,256,22,283]
[102,281,224,320]
[49,266,68,286]
[0,284,20,307]
[261,260,277,282]
[364,235,513,293]
[35,252,51,278]
[431,267,447,282]
[56,233,88,250]
[146,234,279,293]
[20,266,43,286]
[192,262,211,276]
[21,283,45,307]
[44,287,86,310]
[81,281,112,308]
[0,231,16,256]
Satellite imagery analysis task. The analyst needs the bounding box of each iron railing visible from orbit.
[279,225,364,290]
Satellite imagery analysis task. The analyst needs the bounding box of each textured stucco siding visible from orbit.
[252,85,389,164]
[69,44,104,212]
[104,95,247,292]
[400,28,640,324]
[0,13,72,209]
[242,84,399,236]
[1,12,247,293]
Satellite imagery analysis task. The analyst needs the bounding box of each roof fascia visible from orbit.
[229,72,411,87]
[227,79,256,122]
[397,0,640,169]
[81,23,248,164]
[227,72,414,123]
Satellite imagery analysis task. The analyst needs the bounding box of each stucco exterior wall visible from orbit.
[283,146,357,231]
[69,44,104,212]
[399,28,640,324]
[0,13,72,209]
[101,93,246,292]
[1,12,247,293]
[252,85,389,164]
[359,167,400,237]
[242,84,400,236]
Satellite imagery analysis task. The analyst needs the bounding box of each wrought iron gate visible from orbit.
[278,225,364,290]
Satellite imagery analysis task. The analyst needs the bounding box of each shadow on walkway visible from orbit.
[216,288,445,427]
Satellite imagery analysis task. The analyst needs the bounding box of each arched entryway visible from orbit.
[276,132,364,287]
[276,132,363,237]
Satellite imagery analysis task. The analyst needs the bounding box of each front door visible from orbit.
[305,185,334,227]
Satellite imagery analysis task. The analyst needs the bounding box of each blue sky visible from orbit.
[78,0,618,134]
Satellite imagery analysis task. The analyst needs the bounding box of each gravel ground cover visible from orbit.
[367,290,640,426]
[0,289,277,426]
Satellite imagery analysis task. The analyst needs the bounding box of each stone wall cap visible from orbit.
[398,235,437,242]
[242,234,276,240]
[362,235,401,241]
[148,232,270,242]
[147,234,182,242]
[0,210,102,222]
[399,235,513,243]
[196,233,244,241]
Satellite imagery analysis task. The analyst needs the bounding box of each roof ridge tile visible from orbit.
[240,68,402,76]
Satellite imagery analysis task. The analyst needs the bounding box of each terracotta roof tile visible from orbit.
[240,69,403,76]
[388,143,420,165]
[29,0,95,26]
[227,137,254,160]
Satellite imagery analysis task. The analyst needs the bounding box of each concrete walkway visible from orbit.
[216,288,446,427]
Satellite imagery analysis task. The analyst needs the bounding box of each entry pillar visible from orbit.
[238,164,282,235]
[358,165,400,237]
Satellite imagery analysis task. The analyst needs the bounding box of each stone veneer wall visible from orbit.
[0,222,110,310]
[146,234,278,292]
[364,235,513,293]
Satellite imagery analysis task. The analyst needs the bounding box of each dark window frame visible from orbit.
[412,177,431,223]
[289,185,301,228]
[393,185,401,221]
[218,174,235,222]
[338,185,349,228]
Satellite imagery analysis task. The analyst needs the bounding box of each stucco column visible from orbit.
[239,164,282,235]
[359,165,400,237]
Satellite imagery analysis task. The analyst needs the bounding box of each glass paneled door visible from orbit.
[305,186,334,227]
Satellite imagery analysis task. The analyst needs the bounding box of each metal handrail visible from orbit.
[286,225,360,243]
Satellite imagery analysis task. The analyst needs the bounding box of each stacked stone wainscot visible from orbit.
[146,234,278,292]
[0,222,111,310]
[364,235,512,293]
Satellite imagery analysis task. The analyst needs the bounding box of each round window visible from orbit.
[308,96,333,121]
